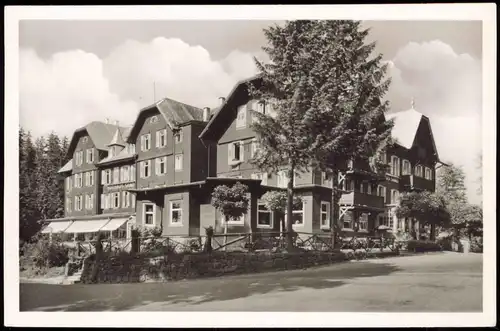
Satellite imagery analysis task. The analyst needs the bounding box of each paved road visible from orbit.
[20,252,482,312]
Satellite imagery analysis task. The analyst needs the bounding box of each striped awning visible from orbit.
[41,221,73,234]
[99,218,128,232]
[63,219,110,234]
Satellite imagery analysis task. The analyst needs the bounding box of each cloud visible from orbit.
[385,40,482,204]
[20,37,260,138]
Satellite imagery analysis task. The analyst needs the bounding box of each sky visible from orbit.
[18,20,483,204]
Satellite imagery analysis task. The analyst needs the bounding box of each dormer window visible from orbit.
[150,116,159,124]
[236,105,246,129]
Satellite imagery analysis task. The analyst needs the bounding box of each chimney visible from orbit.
[218,97,226,105]
[203,107,210,122]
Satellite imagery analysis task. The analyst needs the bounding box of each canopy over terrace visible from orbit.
[40,213,135,238]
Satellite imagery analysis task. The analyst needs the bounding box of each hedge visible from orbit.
[406,240,442,253]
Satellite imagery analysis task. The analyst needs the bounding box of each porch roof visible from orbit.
[40,212,135,223]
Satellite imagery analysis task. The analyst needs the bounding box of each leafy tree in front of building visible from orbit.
[395,191,451,241]
[249,20,394,249]
[211,182,250,247]
[260,190,302,234]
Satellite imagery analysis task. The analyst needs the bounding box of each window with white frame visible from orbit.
[425,167,433,180]
[112,192,120,209]
[251,172,268,185]
[367,183,372,195]
[156,156,167,175]
[224,214,245,225]
[257,203,273,228]
[89,171,94,186]
[342,210,354,229]
[121,166,130,182]
[174,130,183,144]
[113,167,120,184]
[174,154,183,171]
[122,191,130,208]
[86,148,94,163]
[379,151,387,164]
[277,170,289,188]
[228,141,243,164]
[150,115,159,123]
[170,201,183,225]
[156,129,167,148]
[391,189,400,204]
[415,164,423,177]
[142,203,156,226]
[101,169,112,185]
[390,156,400,176]
[360,181,365,193]
[66,177,72,192]
[402,159,411,175]
[236,105,247,129]
[141,133,151,151]
[130,165,136,181]
[75,195,83,211]
[140,160,151,178]
[75,151,83,166]
[379,211,394,228]
[251,100,265,123]
[359,213,368,231]
[378,185,387,203]
[82,136,88,143]
[320,201,330,229]
[131,193,136,208]
[76,173,83,188]
[88,194,94,210]
[289,200,304,226]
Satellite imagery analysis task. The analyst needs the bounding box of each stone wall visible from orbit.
[80,249,400,284]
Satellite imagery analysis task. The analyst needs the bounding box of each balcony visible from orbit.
[400,175,435,192]
[340,191,384,209]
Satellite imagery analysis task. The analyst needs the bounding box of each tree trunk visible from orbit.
[286,164,295,250]
[331,169,341,245]
[430,223,436,241]
[223,216,228,251]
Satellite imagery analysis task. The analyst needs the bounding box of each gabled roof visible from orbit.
[385,107,440,160]
[127,97,204,143]
[108,127,127,147]
[58,159,73,173]
[199,74,263,141]
[99,127,135,165]
[66,121,129,158]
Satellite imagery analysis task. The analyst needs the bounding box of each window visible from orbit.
[360,182,365,193]
[415,165,423,177]
[347,159,354,169]
[402,159,411,175]
[130,165,136,181]
[367,183,372,195]
[380,211,394,228]
[250,139,259,158]
[143,203,155,226]
[321,172,331,187]
[257,203,273,228]
[131,193,136,209]
[76,173,83,188]
[277,170,289,188]
[82,137,88,143]
[156,156,167,175]
[236,105,247,128]
[75,151,83,166]
[141,134,151,151]
[286,200,304,226]
[224,214,245,225]
[140,160,151,178]
[425,167,433,180]
[112,192,120,209]
[359,213,368,231]
[89,171,94,186]
[121,166,130,182]
[113,167,120,184]
[122,191,130,208]
[66,177,72,192]
[251,100,265,123]
[170,201,183,225]
[342,210,354,229]
[100,194,105,209]
[228,141,243,164]
[75,195,83,211]
[391,189,400,204]
[320,202,330,229]
[378,185,387,203]
[379,151,387,164]
[390,156,400,176]
[85,194,94,210]
[150,115,159,123]
[174,130,183,144]
[251,172,268,185]
[174,154,183,171]
[345,179,354,191]
[66,198,72,213]
[86,148,94,163]
[156,129,167,148]
[101,169,112,185]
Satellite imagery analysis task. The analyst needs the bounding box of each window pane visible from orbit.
[172,202,181,210]
[145,204,153,213]
[172,210,181,223]
[258,211,271,226]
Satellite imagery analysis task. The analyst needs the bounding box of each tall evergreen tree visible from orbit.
[249,20,393,248]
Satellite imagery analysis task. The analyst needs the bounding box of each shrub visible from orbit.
[436,236,453,251]
[21,236,69,271]
[406,240,442,253]
[470,237,483,253]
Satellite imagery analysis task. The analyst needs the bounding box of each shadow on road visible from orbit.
[21,261,402,311]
